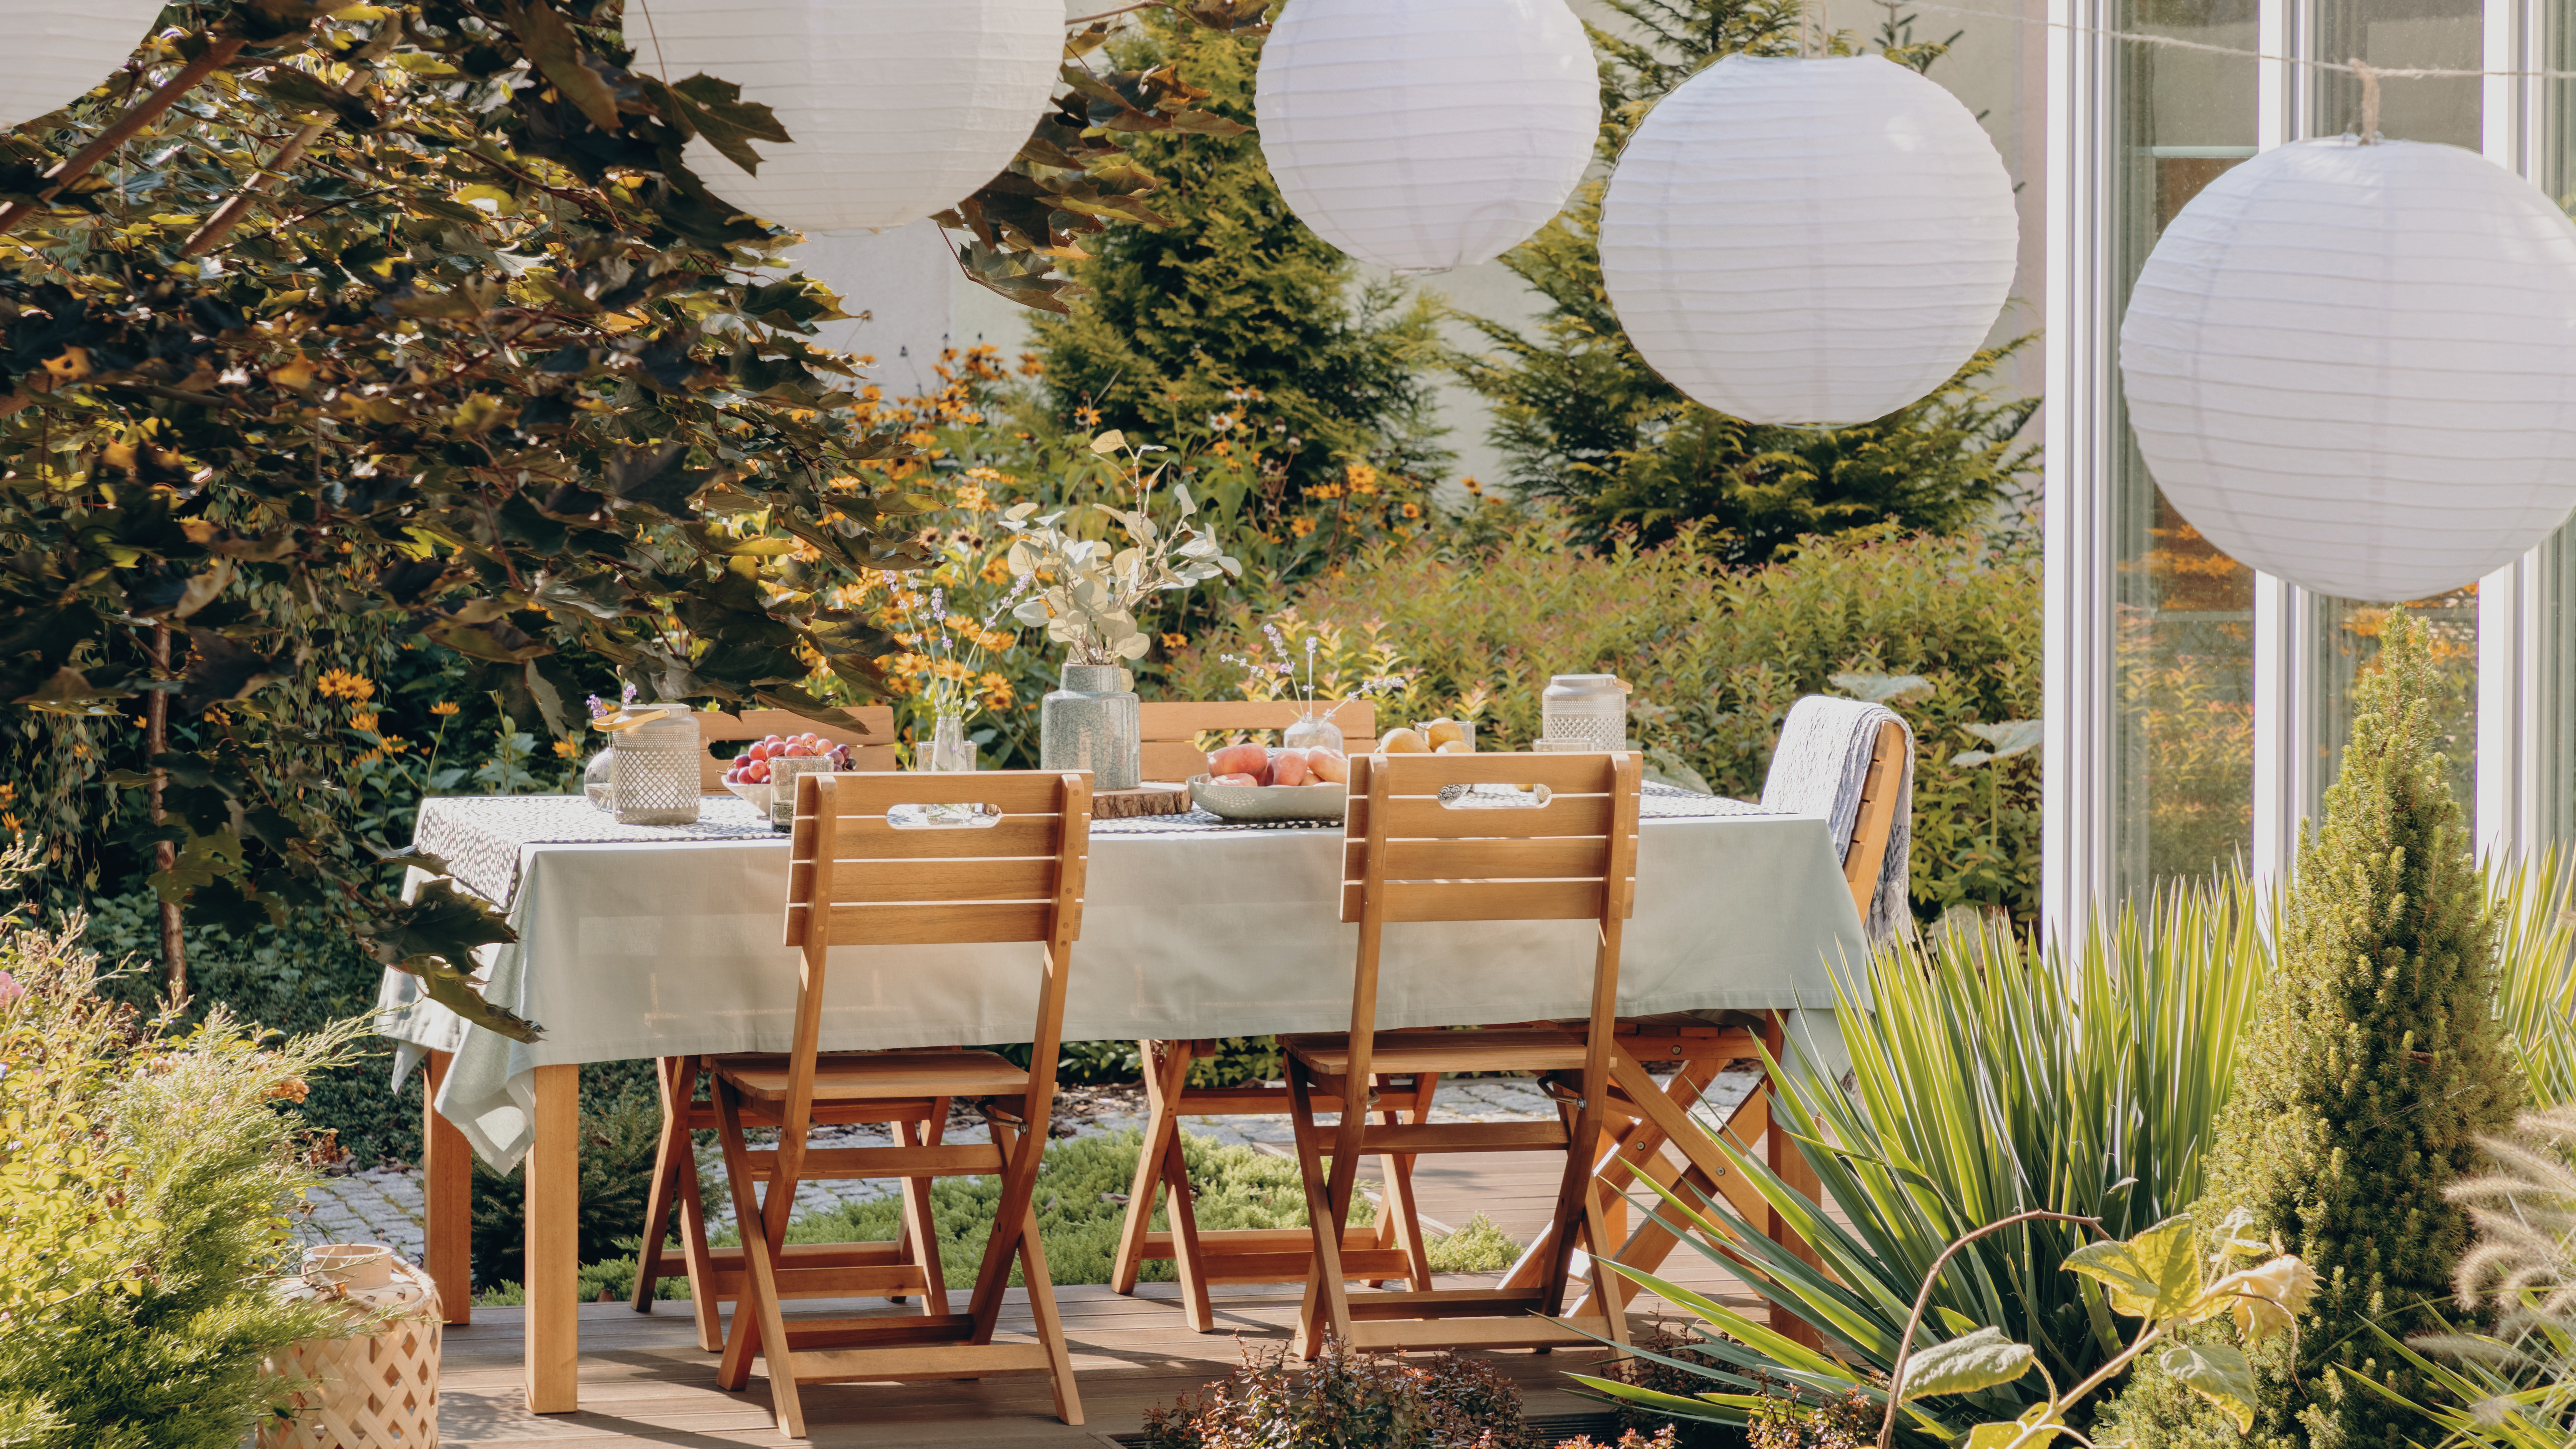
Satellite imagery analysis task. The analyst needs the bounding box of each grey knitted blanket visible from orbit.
[1758,695,1914,942]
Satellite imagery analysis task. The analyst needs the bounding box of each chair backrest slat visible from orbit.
[696,706,897,793]
[783,770,1091,949]
[1139,699,1378,782]
[1340,752,1639,927]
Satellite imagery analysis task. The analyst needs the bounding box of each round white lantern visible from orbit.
[0,0,164,132]
[626,0,1061,236]
[1254,0,1598,274]
[2120,138,2576,602]
[1598,55,2018,427]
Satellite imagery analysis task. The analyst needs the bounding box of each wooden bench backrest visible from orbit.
[783,770,1093,951]
[1340,751,1640,927]
[1138,700,1378,783]
[696,706,897,793]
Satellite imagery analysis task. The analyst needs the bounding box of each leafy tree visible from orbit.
[1448,0,2038,561]
[2101,616,2521,1449]
[1028,9,1450,497]
[0,0,1264,1035]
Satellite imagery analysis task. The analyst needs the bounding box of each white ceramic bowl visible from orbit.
[1188,773,1349,822]
[722,777,774,813]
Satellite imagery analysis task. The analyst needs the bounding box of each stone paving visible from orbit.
[290,1072,1762,1271]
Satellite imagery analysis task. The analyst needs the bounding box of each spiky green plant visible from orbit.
[2102,615,2522,1449]
[2490,848,2576,1108]
[1570,872,2271,1443]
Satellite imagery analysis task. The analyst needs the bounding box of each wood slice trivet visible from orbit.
[1093,782,1193,819]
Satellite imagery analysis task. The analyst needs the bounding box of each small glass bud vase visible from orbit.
[1039,663,1140,788]
[923,714,978,773]
[1283,710,1342,754]
[583,750,615,811]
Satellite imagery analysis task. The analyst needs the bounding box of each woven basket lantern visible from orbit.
[259,1245,441,1449]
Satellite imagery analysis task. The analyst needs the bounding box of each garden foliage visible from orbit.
[2103,616,2521,1449]
[1563,874,2269,1442]
[1029,9,1450,497]
[0,855,363,1447]
[1141,1338,1535,1449]
[1169,523,2041,920]
[1447,0,2037,558]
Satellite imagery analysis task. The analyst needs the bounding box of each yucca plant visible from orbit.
[2491,846,2576,1109]
[1575,873,2271,1442]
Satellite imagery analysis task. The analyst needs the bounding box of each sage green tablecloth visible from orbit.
[377,792,1868,1172]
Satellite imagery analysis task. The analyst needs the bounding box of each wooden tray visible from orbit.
[1094,783,1193,820]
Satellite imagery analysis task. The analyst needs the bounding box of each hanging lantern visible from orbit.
[0,0,165,132]
[2121,138,2576,602]
[626,0,1061,236]
[1254,0,1596,274]
[1597,55,2018,427]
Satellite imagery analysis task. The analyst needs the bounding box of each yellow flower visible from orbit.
[1400,502,1422,520]
[3,813,19,835]
[1346,462,1379,496]
[316,669,375,702]
[980,672,1015,710]
[979,630,1015,651]
[932,658,974,682]
[552,739,577,759]
[981,555,1013,585]
[1161,632,1189,652]
[1212,440,1232,456]
[1073,404,1102,427]
[430,701,460,717]
[1309,483,1342,501]
[1463,475,1484,495]
[381,736,410,755]
[350,711,381,734]
[1291,516,1316,538]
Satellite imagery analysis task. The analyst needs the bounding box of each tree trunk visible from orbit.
[148,624,184,1004]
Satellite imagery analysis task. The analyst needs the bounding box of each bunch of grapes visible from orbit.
[722,732,855,785]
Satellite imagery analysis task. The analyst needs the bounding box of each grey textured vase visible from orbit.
[1040,663,1141,789]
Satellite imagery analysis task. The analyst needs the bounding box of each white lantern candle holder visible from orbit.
[0,0,164,132]
[1255,0,1598,274]
[610,708,703,827]
[625,0,1061,236]
[1598,55,2018,427]
[2120,136,2576,602]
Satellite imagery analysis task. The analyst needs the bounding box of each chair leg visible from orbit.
[633,1055,693,1314]
[1373,1072,1437,1291]
[712,1082,806,1438]
[1111,1039,1191,1297]
[1286,1068,1355,1358]
[965,1105,1051,1339]
[1158,1121,1214,1331]
[678,1130,724,1353]
[895,1106,951,1315]
[995,1119,1085,1427]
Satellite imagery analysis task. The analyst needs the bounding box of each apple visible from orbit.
[1272,748,1310,787]
[1307,747,1349,783]
[1207,741,1271,783]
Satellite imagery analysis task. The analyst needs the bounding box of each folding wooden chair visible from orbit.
[631,705,898,1331]
[1502,715,1907,1344]
[1285,749,1643,1356]
[700,769,1094,1437]
[1111,700,1437,1331]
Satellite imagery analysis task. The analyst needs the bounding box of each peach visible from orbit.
[1436,739,1472,754]
[1378,727,1430,754]
[1424,719,1465,749]
[1272,748,1310,787]
[1208,741,1271,783]
[1307,747,1349,783]
[1212,771,1261,787]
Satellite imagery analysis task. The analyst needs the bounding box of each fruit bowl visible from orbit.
[723,778,774,813]
[1188,773,1348,822]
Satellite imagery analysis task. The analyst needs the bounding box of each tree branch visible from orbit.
[0,38,249,239]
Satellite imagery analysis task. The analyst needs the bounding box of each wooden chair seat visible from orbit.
[1284,1029,1588,1079]
[716,1049,1028,1104]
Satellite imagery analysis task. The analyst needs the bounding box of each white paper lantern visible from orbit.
[2120,138,2576,602]
[626,0,1060,236]
[0,0,165,132]
[1598,55,2017,427]
[1254,0,1597,274]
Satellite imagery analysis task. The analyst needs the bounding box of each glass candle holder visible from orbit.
[610,707,701,826]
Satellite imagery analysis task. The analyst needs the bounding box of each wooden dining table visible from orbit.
[376,785,1867,1414]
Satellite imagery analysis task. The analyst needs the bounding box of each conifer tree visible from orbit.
[2102,615,2519,1449]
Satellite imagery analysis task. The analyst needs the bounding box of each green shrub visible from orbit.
[469,1081,664,1291]
[1565,871,2270,1443]
[1168,523,2041,921]
[0,876,364,1448]
[2104,617,2522,1449]
[1141,1338,1535,1449]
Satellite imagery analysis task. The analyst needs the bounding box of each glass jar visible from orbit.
[1039,663,1140,789]
[1283,710,1343,754]
[1541,674,1628,752]
[609,706,701,826]
[923,713,978,773]
[766,755,833,830]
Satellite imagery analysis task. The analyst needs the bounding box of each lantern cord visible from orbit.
[2353,60,2382,143]
[1885,0,2576,81]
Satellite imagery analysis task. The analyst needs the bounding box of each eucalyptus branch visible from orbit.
[1880,1211,2105,1449]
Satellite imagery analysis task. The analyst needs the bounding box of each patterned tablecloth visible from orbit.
[380,784,1865,1170]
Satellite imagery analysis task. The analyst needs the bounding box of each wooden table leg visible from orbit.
[422,1049,472,1327]
[525,1062,580,1413]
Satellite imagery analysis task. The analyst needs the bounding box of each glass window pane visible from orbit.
[2306,592,2481,821]
[2111,0,2258,894]
[2543,8,2576,845]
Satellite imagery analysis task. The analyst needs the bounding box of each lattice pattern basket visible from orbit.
[259,1245,440,1449]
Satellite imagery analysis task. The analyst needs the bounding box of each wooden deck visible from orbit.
[436,1150,1765,1445]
